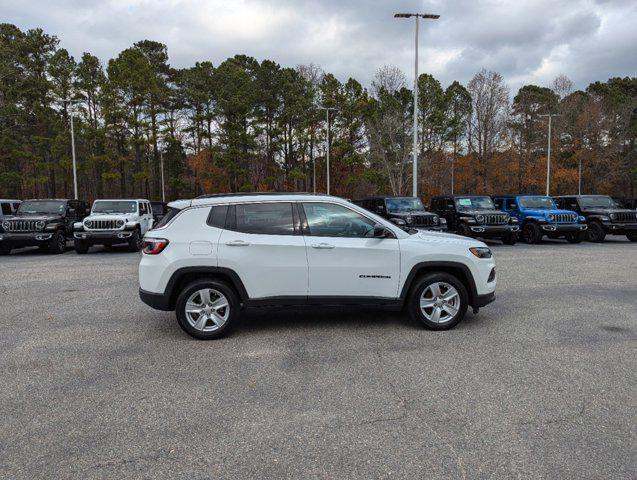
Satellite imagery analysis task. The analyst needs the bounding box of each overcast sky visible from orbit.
[3,0,636,93]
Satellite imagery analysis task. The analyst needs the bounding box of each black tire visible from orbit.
[74,239,90,254]
[522,222,542,244]
[48,230,66,254]
[502,232,517,245]
[408,272,469,331]
[0,244,11,255]
[175,279,239,340]
[457,222,473,238]
[566,231,585,244]
[586,222,606,243]
[627,233,637,242]
[127,228,142,252]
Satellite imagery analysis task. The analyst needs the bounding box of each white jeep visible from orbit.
[138,193,497,339]
[74,199,154,253]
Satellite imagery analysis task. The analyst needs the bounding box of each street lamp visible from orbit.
[394,12,440,198]
[318,106,337,195]
[160,150,166,202]
[539,113,560,196]
[58,98,82,200]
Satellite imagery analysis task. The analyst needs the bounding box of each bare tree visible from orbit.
[552,74,574,100]
[371,65,407,97]
[467,69,510,191]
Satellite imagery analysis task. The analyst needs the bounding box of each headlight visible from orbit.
[2,220,9,230]
[85,220,93,228]
[547,214,555,222]
[405,215,412,224]
[439,217,446,224]
[609,213,616,221]
[116,219,125,227]
[599,215,610,221]
[469,247,492,259]
[475,215,484,223]
[35,221,46,230]
[432,216,439,224]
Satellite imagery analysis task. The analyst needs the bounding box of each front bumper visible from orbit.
[0,232,54,247]
[74,230,133,244]
[601,222,637,234]
[469,224,519,237]
[541,223,587,233]
[473,291,495,308]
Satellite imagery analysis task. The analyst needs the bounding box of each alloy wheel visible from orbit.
[184,288,230,332]
[419,282,460,324]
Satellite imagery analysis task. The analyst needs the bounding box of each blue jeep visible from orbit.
[493,195,587,244]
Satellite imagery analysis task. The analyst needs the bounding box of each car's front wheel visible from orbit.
[175,279,239,339]
[48,230,66,254]
[127,228,142,252]
[408,273,468,330]
[502,232,517,245]
[566,231,585,243]
[586,222,606,243]
[522,222,542,244]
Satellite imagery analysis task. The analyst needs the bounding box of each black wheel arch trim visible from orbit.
[398,261,480,307]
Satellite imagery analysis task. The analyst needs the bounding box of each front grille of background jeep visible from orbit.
[86,219,119,230]
[550,214,578,223]
[483,214,508,225]
[612,212,637,223]
[4,220,39,232]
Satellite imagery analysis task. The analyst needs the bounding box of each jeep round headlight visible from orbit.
[405,215,413,224]
[475,215,484,223]
[116,219,125,227]
[432,216,439,224]
[85,220,93,228]
[2,220,9,230]
[439,217,447,224]
[609,213,616,221]
[547,214,555,222]
[35,220,46,230]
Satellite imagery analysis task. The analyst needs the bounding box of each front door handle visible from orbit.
[311,242,335,249]
[225,240,250,247]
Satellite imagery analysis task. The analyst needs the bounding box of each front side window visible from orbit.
[385,197,424,212]
[578,196,618,208]
[455,197,495,211]
[505,198,518,210]
[518,197,555,210]
[1,203,11,215]
[17,200,66,215]
[302,202,376,238]
[93,201,138,214]
[231,202,294,235]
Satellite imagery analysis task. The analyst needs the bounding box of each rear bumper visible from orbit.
[0,232,53,247]
[139,288,172,311]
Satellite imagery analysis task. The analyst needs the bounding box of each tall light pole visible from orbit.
[318,106,337,195]
[394,12,440,198]
[59,98,82,200]
[160,150,166,202]
[578,158,582,195]
[539,113,560,196]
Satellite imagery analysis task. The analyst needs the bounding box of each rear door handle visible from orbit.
[225,240,250,247]
[311,243,335,249]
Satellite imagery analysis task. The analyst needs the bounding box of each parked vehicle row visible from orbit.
[0,198,167,255]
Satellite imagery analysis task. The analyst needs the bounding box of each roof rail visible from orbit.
[195,192,324,199]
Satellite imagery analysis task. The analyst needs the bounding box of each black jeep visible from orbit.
[355,196,446,231]
[554,195,637,242]
[430,195,519,244]
[0,199,89,254]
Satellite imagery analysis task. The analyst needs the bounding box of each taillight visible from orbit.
[142,238,169,255]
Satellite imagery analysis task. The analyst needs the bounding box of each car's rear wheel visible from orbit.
[566,231,585,243]
[502,232,517,245]
[74,239,89,254]
[586,222,606,243]
[522,222,542,244]
[48,230,66,254]
[408,273,468,330]
[626,233,637,242]
[175,280,239,339]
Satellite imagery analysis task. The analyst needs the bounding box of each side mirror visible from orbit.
[67,208,75,214]
[376,205,385,214]
[373,224,392,238]
[390,218,406,227]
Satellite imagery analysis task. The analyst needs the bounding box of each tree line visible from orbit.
[0,23,635,203]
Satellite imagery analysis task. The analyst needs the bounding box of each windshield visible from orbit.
[455,197,495,210]
[385,197,425,212]
[578,196,619,209]
[17,200,65,215]
[92,201,137,214]
[518,197,556,210]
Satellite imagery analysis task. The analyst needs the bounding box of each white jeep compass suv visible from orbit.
[139,193,496,339]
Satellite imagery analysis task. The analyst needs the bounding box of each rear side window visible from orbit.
[206,205,228,228]
[505,199,517,210]
[153,207,181,229]
[1,203,11,215]
[228,202,294,235]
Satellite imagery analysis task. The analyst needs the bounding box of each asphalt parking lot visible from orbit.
[1,238,636,479]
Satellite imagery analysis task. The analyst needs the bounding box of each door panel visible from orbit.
[301,202,400,298]
[217,202,308,299]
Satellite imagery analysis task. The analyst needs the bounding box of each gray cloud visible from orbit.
[1,0,635,94]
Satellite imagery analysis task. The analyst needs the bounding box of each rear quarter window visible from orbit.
[153,207,181,229]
